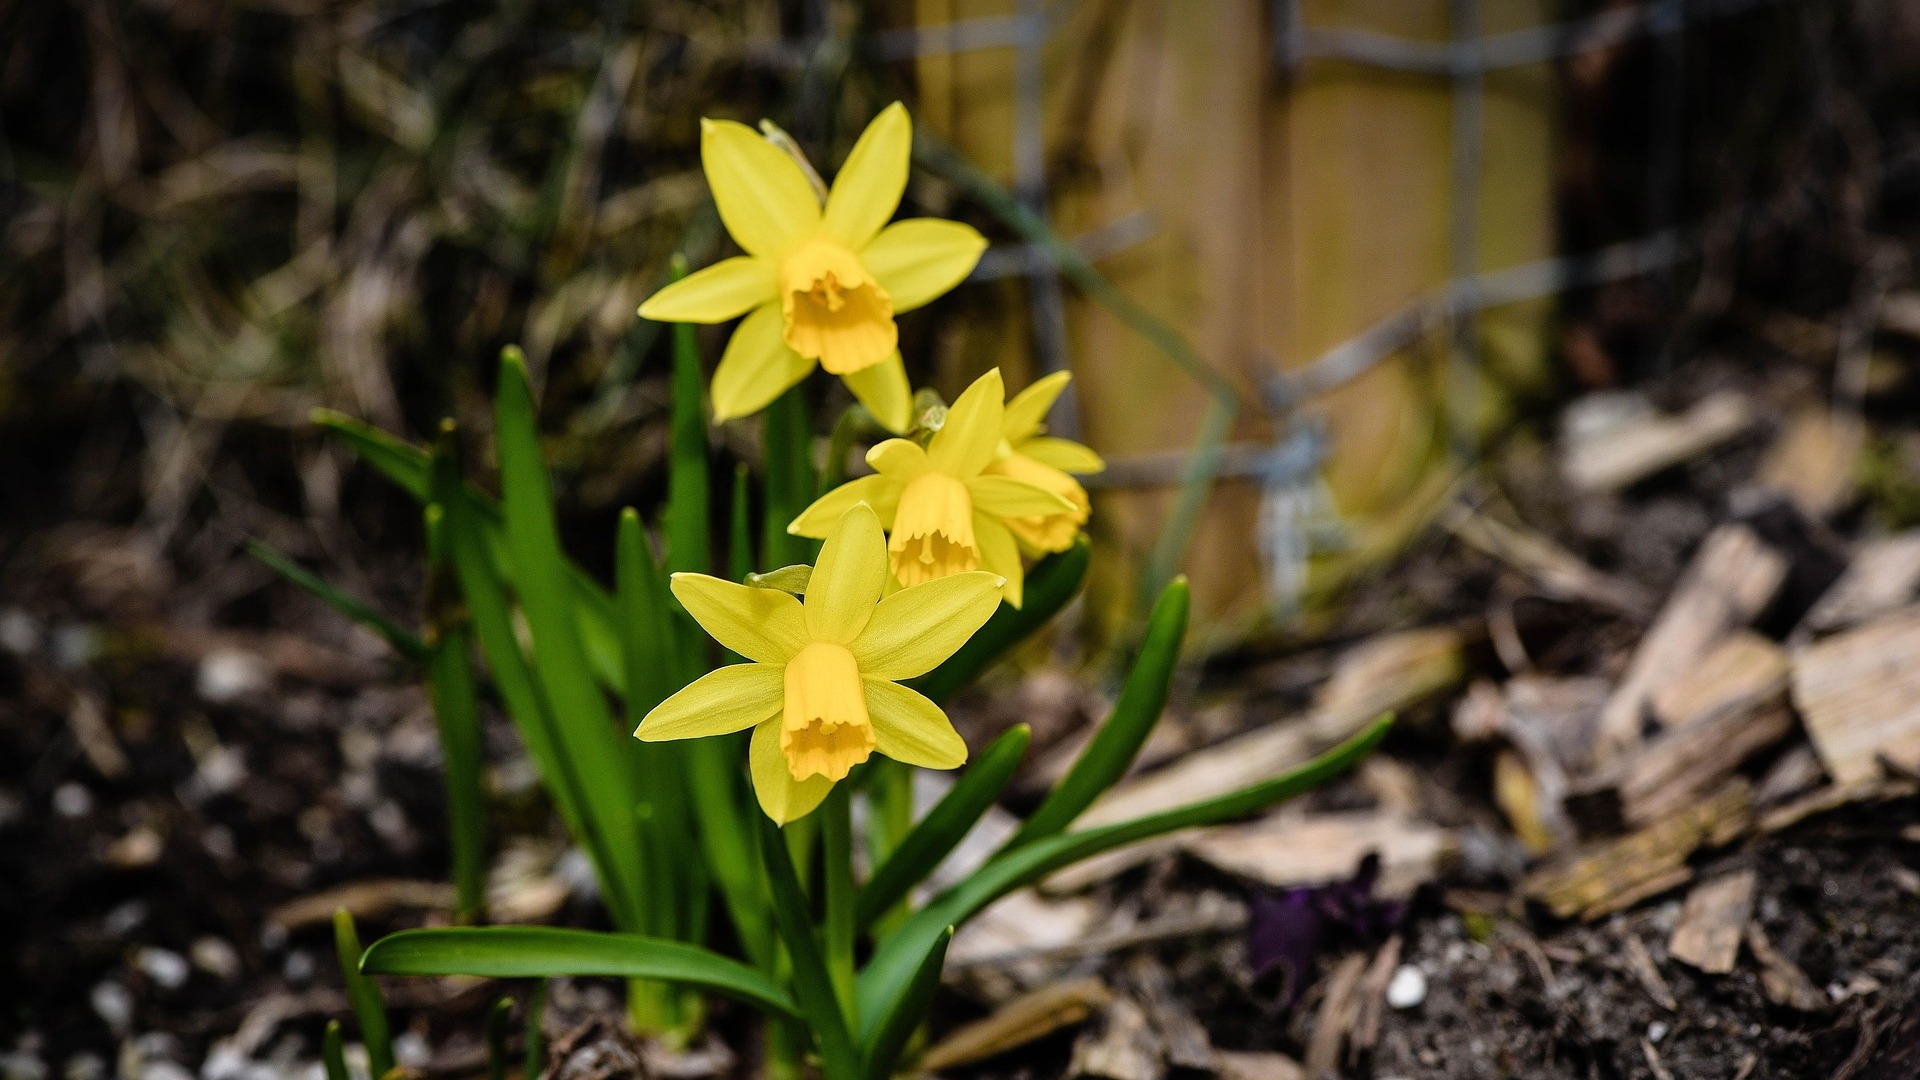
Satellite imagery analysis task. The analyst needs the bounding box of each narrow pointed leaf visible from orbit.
[860,926,952,1080]
[759,816,862,1080]
[333,910,394,1080]
[312,408,431,498]
[321,1021,348,1080]
[316,409,628,695]
[361,928,801,1021]
[858,717,1391,1018]
[246,540,426,662]
[1002,579,1188,850]
[485,997,514,1080]
[494,348,648,930]
[856,725,1030,931]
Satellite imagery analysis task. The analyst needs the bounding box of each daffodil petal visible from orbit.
[861,219,988,313]
[852,571,1002,679]
[841,353,913,434]
[864,679,968,769]
[702,118,822,259]
[710,303,814,422]
[804,503,887,644]
[669,573,809,664]
[928,368,1004,475]
[968,475,1075,518]
[637,664,785,741]
[1017,436,1106,474]
[790,474,900,538]
[866,437,930,479]
[1002,371,1071,440]
[975,512,1024,608]
[638,258,777,324]
[750,718,835,824]
[821,102,909,250]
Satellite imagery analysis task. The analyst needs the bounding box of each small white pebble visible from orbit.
[62,1055,104,1080]
[50,624,98,670]
[280,951,314,986]
[135,948,190,991]
[189,938,240,981]
[392,1033,430,1069]
[0,608,41,655]
[192,747,247,799]
[141,1062,193,1080]
[1386,964,1428,1009]
[89,982,133,1033]
[104,901,148,936]
[0,1051,48,1080]
[196,649,268,704]
[52,784,92,819]
[196,1045,244,1080]
[1647,1020,1669,1042]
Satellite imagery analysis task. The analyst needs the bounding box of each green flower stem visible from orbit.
[822,783,857,1029]
[762,385,817,567]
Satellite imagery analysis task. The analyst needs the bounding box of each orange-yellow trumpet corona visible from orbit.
[788,369,1074,608]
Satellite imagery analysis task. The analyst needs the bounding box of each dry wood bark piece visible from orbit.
[1881,290,1920,338]
[1791,607,1920,785]
[1799,531,1920,638]
[1620,931,1677,1010]
[1668,869,1757,974]
[1303,952,1370,1077]
[1563,390,1755,493]
[949,894,1247,975]
[1494,748,1561,855]
[269,878,456,930]
[1594,525,1787,762]
[1069,998,1164,1080]
[1177,811,1454,900]
[944,890,1099,989]
[1084,628,1462,826]
[1757,409,1863,520]
[1522,780,1751,921]
[1213,1051,1306,1080]
[1754,743,1827,806]
[1744,922,1827,1011]
[1571,700,1794,832]
[1442,504,1656,618]
[1758,779,1920,834]
[1349,935,1403,1066]
[1044,629,1462,891]
[918,978,1112,1073]
[1647,632,1790,732]
[1128,958,1215,1074]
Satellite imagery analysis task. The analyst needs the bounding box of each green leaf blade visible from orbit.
[333,910,394,1080]
[859,926,952,1080]
[493,348,648,932]
[856,725,1031,932]
[759,816,862,1080]
[361,927,801,1021]
[857,716,1392,1019]
[1003,578,1188,850]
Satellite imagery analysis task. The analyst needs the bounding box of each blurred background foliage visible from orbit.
[4,0,1920,638]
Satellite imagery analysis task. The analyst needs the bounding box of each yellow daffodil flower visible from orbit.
[984,371,1105,554]
[788,369,1073,608]
[635,503,1002,824]
[636,103,988,434]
